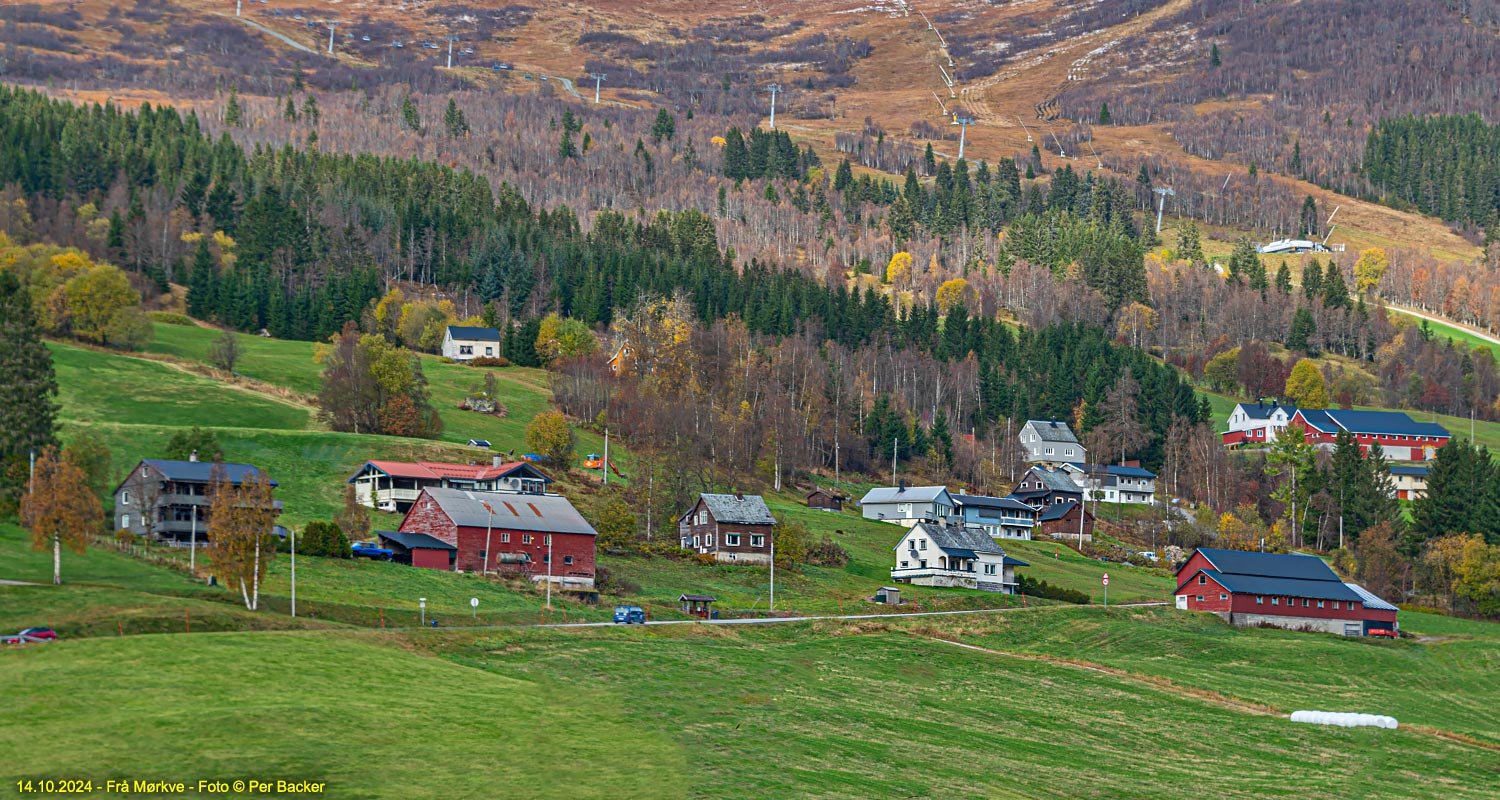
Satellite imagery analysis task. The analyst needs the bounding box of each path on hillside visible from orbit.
[1387,304,1500,348]
[530,601,1168,629]
[217,12,318,55]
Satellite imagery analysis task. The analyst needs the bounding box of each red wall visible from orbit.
[399,492,595,578]
[1228,592,1365,620]
[411,548,450,570]
[1178,571,1232,612]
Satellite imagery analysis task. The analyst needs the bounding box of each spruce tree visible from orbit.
[1322,262,1349,309]
[1099,102,1111,124]
[1275,261,1293,295]
[444,99,469,137]
[1302,258,1324,302]
[225,87,242,127]
[0,271,60,510]
[650,108,676,142]
[1209,42,1221,67]
[400,93,421,133]
[1287,307,1317,353]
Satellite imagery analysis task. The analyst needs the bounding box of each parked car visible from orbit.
[1368,628,1399,639]
[2,627,57,645]
[612,605,646,624]
[351,542,394,561]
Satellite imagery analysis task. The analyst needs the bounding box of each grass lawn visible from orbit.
[1387,308,1500,362]
[0,632,689,799]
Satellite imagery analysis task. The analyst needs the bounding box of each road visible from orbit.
[1387,304,1500,348]
[218,12,317,55]
[545,75,582,100]
[529,601,1168,629]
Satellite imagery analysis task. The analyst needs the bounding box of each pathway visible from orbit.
[217,12,318,55]
[530,601,1168,629]
[1387,304,1500,348]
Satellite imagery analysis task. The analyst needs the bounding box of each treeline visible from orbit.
[1364,115,1500,228]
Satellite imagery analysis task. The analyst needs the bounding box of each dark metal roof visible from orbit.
[416,488,597,536]
[1003,556,1030,567]
[1296,409,1449,438]
[447,325,501,341]
[953,494,1035,512]
[376,530,456,550]
[679,594,716,602]
[1024,419,1080,444]
[1078,463,1157,479]
[1194,548,1342,582]
[1039,500,1081,522]
[136,459,277,487]
[1191,569,1363,602]
[898,522,1005,556]
[1388,466,1430,476]
[1236,402,1298,420]
[699,493,776,526]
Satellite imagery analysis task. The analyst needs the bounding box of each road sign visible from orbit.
[470,597,479,608]
[1102,573,1110,586]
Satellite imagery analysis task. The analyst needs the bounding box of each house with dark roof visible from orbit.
[1174,547,1398,636]
[347,458,553,513]
[678,493,777,565]
[1010,466,1085,511]
[1222,401,1299,447]
[951,493,1036,540]
[805,486,844,512]
[1020,419,1087,466]
[113,455,279,544]
[1389,465,1430,501]
[1062,462,1156,505]
[442,325,502,362]
[891,522,1029,593]
[1037,500,1094,542]
[397,488,597,588]
[1289,409,1449,461]
[858,484,956,526]
[375,529,456,570]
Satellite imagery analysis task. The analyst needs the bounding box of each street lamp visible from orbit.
[419,597,427,626]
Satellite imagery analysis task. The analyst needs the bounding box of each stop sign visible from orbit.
[1102,573,1110,586]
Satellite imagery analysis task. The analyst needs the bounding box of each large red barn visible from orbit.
[1175,548,1397,636]
[398,488,597,589]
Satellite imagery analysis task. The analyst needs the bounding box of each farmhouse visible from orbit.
[805,487,843,512]
[114,455,279,544]
[858,483,955,526]
[347,458,553,513]
[1063,462,1156,504]
[1010,466,1084,510]
[951,493,1036,540]
[1221,401,1299,447]
[1020,419,1087,466]
[1174,547,1398,636]
[678,493,777,565]
[441,325,502,362]
[397,488,597,588]
[1289,409,1449,461]
[1037,500,1094,542]
[1389,465,1430,501]
[890,522,1028,593]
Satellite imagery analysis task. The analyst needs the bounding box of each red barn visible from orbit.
[1289,409,1449,461]
[376,530,456,570]
[1175,548,1398,636]
[398,488,598,589]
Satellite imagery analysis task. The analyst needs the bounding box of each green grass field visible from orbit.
[1387,307,1500,362]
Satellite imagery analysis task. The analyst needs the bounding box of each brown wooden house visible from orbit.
[806,487,843,512]
[678,493,777,566]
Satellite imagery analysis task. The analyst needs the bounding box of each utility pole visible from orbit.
[28,449,35,496]
[951,114,975,160]
[1154,186,1175,235]
[766,83,782,130]
[590,72,606,104]
[447,36,458,69]
[602,428,609,486]
[327,22,336,55]
[769,531,776,615]
[892,437,899,486]
[190,504,197,574]
[481,501,495,577]
[545,534,553,610]
[290,525,297,617]
[236,0,242,16]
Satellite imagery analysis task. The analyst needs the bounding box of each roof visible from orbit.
[698,493,776,526]
[376,530,456,551]
[859,485,951,505]
[1189,568,1363,602]
[1389,466,1431,477]
[1078,463,1157,479]
[898,522,1005,556]
[446,325,501,342]
[1192,548,1343,582]
[1235,402,1298,420]
[1024,419,1080,444]
[349,460,553,484]
[467,439,492,448]
[1295,409,1449,438]
[1039,500,1082,522]
[1003,555,1031,567]
[1344,582,1398,612]
[414,488,597,536]
[806,487,841,499]
[679,594,716,602]
[1021,468,1083,494]
[952,494,1035,513]
[133,459,277,487]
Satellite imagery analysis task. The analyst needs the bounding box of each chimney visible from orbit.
[189,450,198,463]
[493,456,503,468]
[735,491,744,501]
[898,478,906,492]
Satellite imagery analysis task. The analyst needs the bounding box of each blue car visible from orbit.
[612,605,646,624]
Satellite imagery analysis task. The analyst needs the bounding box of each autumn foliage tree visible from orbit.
[525,410,575,468]
[316,321,442,438]
[206,469,279,610]
[20,445,101,585]
[1284,358,1329,407]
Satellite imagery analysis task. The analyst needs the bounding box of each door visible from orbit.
[1175,595,1188,610]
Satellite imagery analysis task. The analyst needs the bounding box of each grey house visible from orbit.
[1020,419,1087,466]
[858,484,955,527]
[113,457,279,543]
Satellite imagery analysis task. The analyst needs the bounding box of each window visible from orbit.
[564,555,573,565]
[900,561,909,568]
[1199,575,1206,585]
[1256,596,1264,604]
[121,514,131,529]
[459,345,473,355]
[750,534,765,548]
[918,539,927,550]
[698,510,708,525]
[479,549,488,562]
[544,534,551,545]
[543,554,550,564]
[522,534,533,544]
[1302,598,1309,607]
[485,347,494,356]
[1318,600,1325,608]
[1272,597,1279,606]
[121,490,131,505]
[919,560,927,568]
[1045,447,1054,455]
[692,536,700,547]
[1196,595,1204,602]
[501,533,510,543]
[726,533,741,546]
[1220,594,1228,600]
[705,534,715,547]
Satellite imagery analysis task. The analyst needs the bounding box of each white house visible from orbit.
[891,522,1028,593]
[1062,462,1157,505]
[442,325,502,362]
[951,493,1036,540]
[1222,401,1298,447]
[1020,419,1086,466]
[858,484,955,526]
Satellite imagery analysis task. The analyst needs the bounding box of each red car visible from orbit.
[1,627,57,645]
[1367,628,1399,639]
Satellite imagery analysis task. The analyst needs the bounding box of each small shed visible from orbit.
[875,586,901,605]
[467,439,492,449]
[377,530,457,570]
[806,487,843,512]
[679,593,717,619]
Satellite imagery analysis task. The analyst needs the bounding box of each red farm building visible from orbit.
[1175,547,1398,636]
[398,488,597,590]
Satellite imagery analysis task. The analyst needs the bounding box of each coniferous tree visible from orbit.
[1275,261,1293,295]
[443,99,469,137]
[650,108,676,142]
[400,93,422,133]
[1302,259,1324,302]
[0,270,59,510]
[1098,102,1111,124]
[1322,261,1350,309]
[225,87,242,127]
[1287,307,1317,353]
[1209,42,1221,67]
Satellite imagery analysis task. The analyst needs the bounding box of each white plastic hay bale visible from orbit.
[1290,710,1398,729]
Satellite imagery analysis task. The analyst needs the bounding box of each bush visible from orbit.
[594,565,640,595]
[148,311,197,326]
[469,356,511,367]
[299,520,352,558]
[1017,574,1091,604]
[806,536,849,567]
[115,529,137,545]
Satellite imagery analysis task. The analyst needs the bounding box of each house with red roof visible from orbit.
[347,457,553,513]
[1175,548,1398,636]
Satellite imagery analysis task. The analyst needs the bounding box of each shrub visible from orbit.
[469,356,511,367]
[1017,574,1090,604]
[148,311,197,326]
[115,529,137,545]
[299,520,352,558]
[806,536,849,567]
[594,565,640,595]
